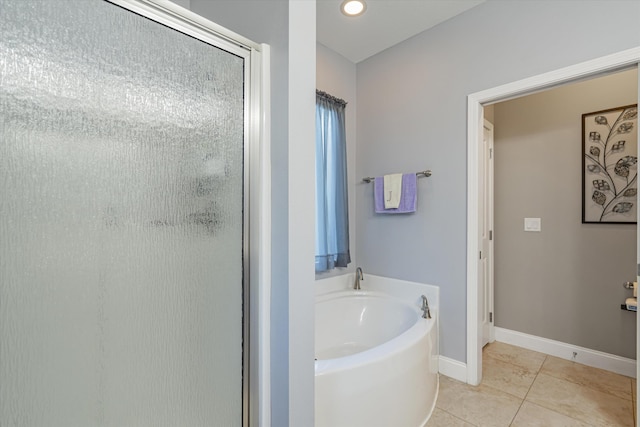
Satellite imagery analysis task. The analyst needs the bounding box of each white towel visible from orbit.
[383,173,402,209]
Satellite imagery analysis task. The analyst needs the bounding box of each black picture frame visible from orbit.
[582,104,638,224]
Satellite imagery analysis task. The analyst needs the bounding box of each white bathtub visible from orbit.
[315,275,439,427]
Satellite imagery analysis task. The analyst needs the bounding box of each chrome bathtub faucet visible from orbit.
[421,295,432,319]
[354,267,364,290]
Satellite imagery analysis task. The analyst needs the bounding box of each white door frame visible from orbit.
[466,46,640,386]
[105,1,272,425]
[481,119,494,348]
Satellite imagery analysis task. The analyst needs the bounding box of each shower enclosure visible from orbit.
[0,0,264,425]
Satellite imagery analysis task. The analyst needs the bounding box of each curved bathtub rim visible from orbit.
[314,314,436,375]
[315,290,437,375]
[316,289,415,306]
[315,290,418,360]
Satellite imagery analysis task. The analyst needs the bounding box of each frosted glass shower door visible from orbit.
[0,0,248,425]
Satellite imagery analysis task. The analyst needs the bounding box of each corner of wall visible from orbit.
[288,1,316,426]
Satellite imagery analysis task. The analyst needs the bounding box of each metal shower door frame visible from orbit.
[104,1,267,425]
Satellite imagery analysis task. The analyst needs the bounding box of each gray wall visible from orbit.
[187,1,292,424]
[494,69,638,359]
[356,0,640,363]
[316,43,357,280]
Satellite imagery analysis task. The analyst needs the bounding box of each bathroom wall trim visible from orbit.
[467,46,640,386]
[253,44,272,427]
[441,331,638,381]
[438,356,467,383]
[495,328,637,378]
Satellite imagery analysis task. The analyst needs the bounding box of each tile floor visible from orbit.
[427,342,636,426]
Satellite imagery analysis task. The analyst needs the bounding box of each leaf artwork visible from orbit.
[587,164,601,173]
[592,190,606,205]
[622,109,638,120]
[618,122,634,133]
[594,115,608,125]
[613,202,633,213]
[592,180,610,191]
[614,163,630,178]
[583,105,638,222]
[618,156,638,167]
[611,140,626,152]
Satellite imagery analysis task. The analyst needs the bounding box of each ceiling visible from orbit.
[317,0,485,63]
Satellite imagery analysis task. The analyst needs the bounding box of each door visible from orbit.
[481,119,495,347]
[0,0,249,425]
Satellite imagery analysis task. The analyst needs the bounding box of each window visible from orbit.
[315,90,350,272]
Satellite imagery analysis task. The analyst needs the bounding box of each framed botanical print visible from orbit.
[582,104,638,224]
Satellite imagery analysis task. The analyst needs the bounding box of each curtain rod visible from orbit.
[316,89,347,106]
[362,170,432,183]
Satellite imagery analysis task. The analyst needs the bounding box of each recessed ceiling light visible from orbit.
[341,0,366,17]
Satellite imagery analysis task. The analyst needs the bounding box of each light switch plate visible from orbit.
[524,217,541,232]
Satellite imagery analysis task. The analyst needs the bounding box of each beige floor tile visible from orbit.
[511,401,592,426]
[425,408,475,427]
[540,356,632,400]
[482,354,537,399]
[436,375,521,427]
[633,378,637,425]
[526,373,634,426]
[483,342,546,373]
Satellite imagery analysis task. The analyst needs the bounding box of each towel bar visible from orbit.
[362,170,432,183]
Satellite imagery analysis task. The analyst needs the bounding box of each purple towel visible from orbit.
[374,173,417,214]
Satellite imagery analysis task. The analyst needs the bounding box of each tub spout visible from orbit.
[421,295,431,319]
[354,267,364,290]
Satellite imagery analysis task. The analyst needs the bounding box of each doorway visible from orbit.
[485,68,638,366]
[466,47,640,387]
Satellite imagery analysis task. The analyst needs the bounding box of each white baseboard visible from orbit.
[439,356,467,383]
[438,329,636,383]
[494,327,637,379]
